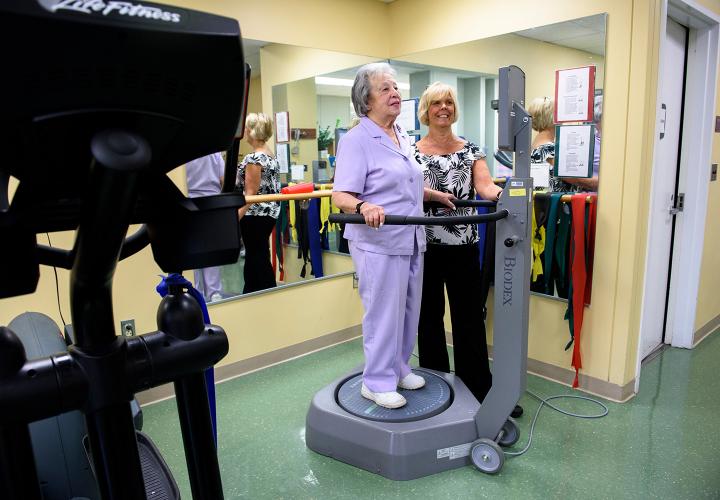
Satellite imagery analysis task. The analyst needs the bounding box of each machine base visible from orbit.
[305,368,485,480]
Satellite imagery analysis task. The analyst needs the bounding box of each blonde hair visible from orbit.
[417,82,459,126]
[527,97,555,132]
[245,112,273,142]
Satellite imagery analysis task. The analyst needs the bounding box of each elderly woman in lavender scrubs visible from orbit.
[332,63,454,409]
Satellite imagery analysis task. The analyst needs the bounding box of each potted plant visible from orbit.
[317,119,340,159]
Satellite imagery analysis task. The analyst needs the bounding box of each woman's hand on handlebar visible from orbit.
[359,202,385,229]
[430,190,456,210]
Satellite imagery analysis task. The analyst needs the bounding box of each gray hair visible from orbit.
[593,94,603,124]
[351,62,397,117]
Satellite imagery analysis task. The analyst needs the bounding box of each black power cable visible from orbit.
[45,233,67,328]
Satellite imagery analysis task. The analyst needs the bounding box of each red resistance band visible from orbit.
[569,193,598,387]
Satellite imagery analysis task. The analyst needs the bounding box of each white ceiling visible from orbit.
[515,14,606,56]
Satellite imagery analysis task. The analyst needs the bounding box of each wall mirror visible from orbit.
[209,44,369,301]
[212,13,606,302]
[391,13,606,301]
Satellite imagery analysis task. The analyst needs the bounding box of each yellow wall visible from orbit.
[387,0,610,57]
[259,43,379,121]
[694,0,720,332]
[258,44,379,185]
[395,33,605,128]
[390,0,720,386]
[4,0,719,396]
[1,232,74,333]
[1,7,379,371]
[154,0,390,58]
[239,76,264,157]
[394,33,606,379]
[277,246,353,287]
[389,0,644,389]
[695,0,720,15]
[285,78,319,183]
[210,273,363,366]
[1,169,192,337]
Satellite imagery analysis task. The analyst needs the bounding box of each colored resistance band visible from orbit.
[156,273,218,444]
[543,193,562,295]
[476,202,489,266]
[530,203,546,283]
[565,194,598,388]
[584,195,598,304]
[275,202,289,281]
[308,198,324,278]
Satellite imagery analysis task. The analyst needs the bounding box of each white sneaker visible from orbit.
[361,384,406,409]
[209,292,223,302]
[398,372,425,390]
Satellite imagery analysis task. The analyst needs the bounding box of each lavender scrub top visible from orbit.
[185,152,224,198]
[332,116,426,256]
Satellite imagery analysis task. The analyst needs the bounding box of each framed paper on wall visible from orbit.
[276,143,290,174]
[554,65,596,123]
[275,111,290,143]
[554,124,595,178]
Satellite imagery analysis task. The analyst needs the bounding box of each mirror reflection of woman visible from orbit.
[528,97,565,192]
[236,113,280,293]
[412,82,502,408]
[528,97,598,192]
[332,63,454,409]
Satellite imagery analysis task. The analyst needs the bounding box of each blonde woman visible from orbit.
[413,82,502,406]
[236,113,281,293]
[528,97,580,192]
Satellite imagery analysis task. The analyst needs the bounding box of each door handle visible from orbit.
[668,192,684,215]
[659,103,667,140]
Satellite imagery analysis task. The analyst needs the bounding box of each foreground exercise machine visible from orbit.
[0,2,248,498]
[306,66,532,478]
[6,312,172,499]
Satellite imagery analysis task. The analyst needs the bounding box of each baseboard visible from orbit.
[447,331,635,403]
[522,353,635,402]
[140,325,634,406]
[137,325,362,406]
[694,314,720,346]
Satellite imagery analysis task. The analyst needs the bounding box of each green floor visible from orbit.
[219,258,245,297]
[142,331,720,499]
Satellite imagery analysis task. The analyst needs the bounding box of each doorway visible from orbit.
[636,1,719,392]
[639,17,688,361]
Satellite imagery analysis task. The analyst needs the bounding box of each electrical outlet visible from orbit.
[120,319,136,337]
[352,272,359,289]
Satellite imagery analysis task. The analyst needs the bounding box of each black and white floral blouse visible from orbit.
[531,142,580,193]
[413,141,485,246]
[236,152,281,218]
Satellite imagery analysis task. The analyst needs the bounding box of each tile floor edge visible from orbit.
[694,314,720,346]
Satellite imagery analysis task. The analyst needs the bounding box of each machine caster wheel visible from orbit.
[470,438,504,474]
[497,417,520,447]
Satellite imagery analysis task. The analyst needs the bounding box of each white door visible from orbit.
[639,18,687,360]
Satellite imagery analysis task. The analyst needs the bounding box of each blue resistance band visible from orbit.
[156,273,218,445]
[308,198,324,278]
[476,201,489,266]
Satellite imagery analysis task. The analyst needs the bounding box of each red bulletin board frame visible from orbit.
[554,65,596,124]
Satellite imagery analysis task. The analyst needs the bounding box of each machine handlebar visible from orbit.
[329,210,509,226]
